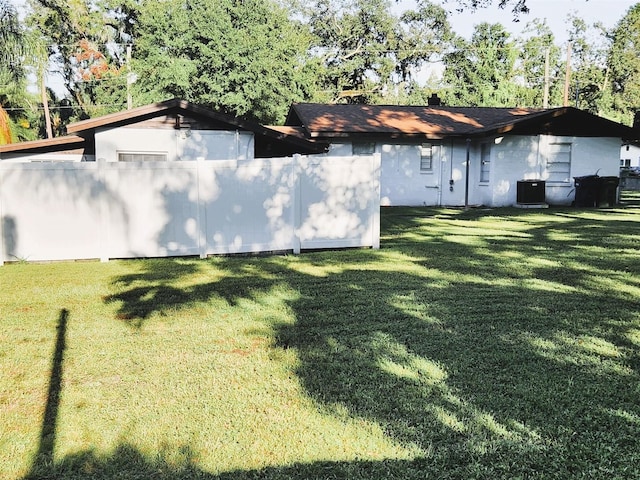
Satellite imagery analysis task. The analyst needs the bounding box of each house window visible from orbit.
[480,143,491,183]
[118,152,168,162]
[547,143,572,183]
[420,143,433,172]
[352,142,375,156]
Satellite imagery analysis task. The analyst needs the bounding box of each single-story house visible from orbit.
[0,98,326,163]
[280,101,640,207]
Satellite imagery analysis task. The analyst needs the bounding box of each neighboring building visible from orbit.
[621,143,640,168]
[282,102,640,207]
[0,98,326,163]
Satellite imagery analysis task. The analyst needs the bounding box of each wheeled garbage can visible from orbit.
[597,176,619,207]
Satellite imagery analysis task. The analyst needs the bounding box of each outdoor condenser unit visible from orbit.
[517,180,546,204]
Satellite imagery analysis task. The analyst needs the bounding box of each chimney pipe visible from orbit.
[428,93,441,106]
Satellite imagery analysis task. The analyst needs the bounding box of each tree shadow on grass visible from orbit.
[21,443,485,480]
[25,208,640,479]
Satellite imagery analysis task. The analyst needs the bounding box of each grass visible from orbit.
[2,197,640,479]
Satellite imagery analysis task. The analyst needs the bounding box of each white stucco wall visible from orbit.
[0,128,255,163]
[95,127,254,162]
[621,144,640,168]
[326,140,468,206]
[488,136,621,207]
[327,135,622,207]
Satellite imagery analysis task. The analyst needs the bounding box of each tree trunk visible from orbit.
[41,71,53,139]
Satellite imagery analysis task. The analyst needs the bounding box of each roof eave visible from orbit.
[0,135,86,154]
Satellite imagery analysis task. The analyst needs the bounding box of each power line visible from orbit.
[1,103,126,112]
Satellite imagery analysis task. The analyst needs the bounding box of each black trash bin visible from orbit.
[574,175,601,207]
[598,176,620,207]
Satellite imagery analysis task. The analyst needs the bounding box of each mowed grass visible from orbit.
[2,199,640,479]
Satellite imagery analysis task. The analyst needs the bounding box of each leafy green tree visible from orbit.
[302,0,452,104]
[565,14,612,115]
[26,0,130,119]
[608,3,640,125]
[302,0,398,103]
[442,22,521,106]
[131,0,314,124]
[0,0,37,143]
[515,19,563,107]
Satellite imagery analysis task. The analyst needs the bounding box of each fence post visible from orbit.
[98,158,110,262]
[292,154,302,254]
[0,164,4,266]
[372,153,381,250]
[196,158,207,259]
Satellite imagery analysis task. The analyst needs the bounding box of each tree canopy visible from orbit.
[304,0,453,104]
[131,0,315,124]
[443,22,521,106]
[2,0,637,137]
[609,3,640,124]
[1,0,34,143]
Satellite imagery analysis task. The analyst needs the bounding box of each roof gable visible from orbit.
[1,99,326,157]
[69,99,325,155]
[67,98,252,134]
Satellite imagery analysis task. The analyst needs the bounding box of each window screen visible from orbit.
[118,152,168,162]
[420,143,433,171]
[547,143,571,183]
[352,142,375,155]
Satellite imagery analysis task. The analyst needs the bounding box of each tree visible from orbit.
[565,14,612,116]
[515,19,563,107]
[442,22,521,106]
[303,0,398,103]
[131,0,314,124]
[302,0,452,104]
[609,3,640,125]
[0,0,36,144]
[26,0,130,119]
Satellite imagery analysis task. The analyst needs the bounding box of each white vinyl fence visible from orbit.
[0,154,380,264]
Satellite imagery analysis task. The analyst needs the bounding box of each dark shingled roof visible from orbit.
[285,103,640,141]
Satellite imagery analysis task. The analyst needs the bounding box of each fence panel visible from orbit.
[297,155,381,250]
[201,157,296,255]
[0,162,104,262]
[0,154,380,264]
[103,161,202,259]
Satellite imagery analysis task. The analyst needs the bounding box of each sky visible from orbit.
[429,0,638,43]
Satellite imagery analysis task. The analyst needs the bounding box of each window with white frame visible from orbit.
[118,152,168,162]
[480,143,491,183]
[420,143,433,172]
[352,142,375,156]
[547,143,572,183]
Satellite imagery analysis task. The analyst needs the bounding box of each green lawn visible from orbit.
[2,201,640,479]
